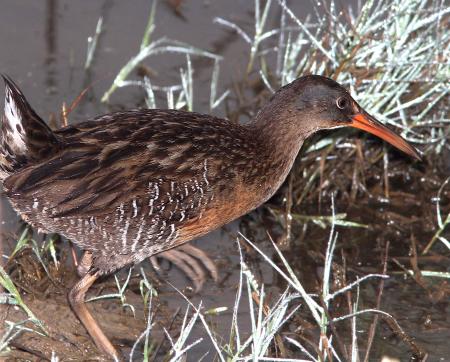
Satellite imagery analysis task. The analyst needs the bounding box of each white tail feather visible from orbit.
[4,86,27,153]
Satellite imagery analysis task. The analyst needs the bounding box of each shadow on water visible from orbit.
[0,1,449,361]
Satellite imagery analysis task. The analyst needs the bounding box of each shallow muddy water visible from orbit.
[0,1,449,361]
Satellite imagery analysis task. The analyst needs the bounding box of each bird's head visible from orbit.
[260,75,421,160]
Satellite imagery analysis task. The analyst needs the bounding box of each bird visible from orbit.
[0,74,420,360]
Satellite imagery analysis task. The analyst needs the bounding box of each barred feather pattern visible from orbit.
[4,110,271,273]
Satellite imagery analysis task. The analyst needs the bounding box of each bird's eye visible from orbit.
[336,97,348,110]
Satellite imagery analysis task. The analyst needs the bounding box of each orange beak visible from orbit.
[350,112,421,160]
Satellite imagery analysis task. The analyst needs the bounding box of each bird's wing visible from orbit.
[5,110,222,221]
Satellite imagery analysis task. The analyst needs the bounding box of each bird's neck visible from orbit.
[244,110,310,203]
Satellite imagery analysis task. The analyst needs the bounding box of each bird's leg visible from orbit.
[76,251,93,277]
[70,240,80,270]
[150,243,218,292]
[68,257,120,361]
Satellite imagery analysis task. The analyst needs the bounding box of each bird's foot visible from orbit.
[150,243,218,292]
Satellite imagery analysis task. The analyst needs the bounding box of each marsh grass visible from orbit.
[0,319,45,354]
[84,16,103,70]
[128,198,422,361]
[0,266,46,335]
[0,264,47,356]
[100,0,228,113]
[228,0,448,147]
[423,176,450,253]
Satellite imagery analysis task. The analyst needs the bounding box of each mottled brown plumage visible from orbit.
[5,109,264,272]
[1,74,420,360]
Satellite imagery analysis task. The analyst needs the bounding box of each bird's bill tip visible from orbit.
[350,112,422,161]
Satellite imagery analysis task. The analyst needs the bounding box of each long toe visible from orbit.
[157,249,206,292]
[149,255,161,272]
[177,243,219,282]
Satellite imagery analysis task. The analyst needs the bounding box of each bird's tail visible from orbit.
[0,75,60,181]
